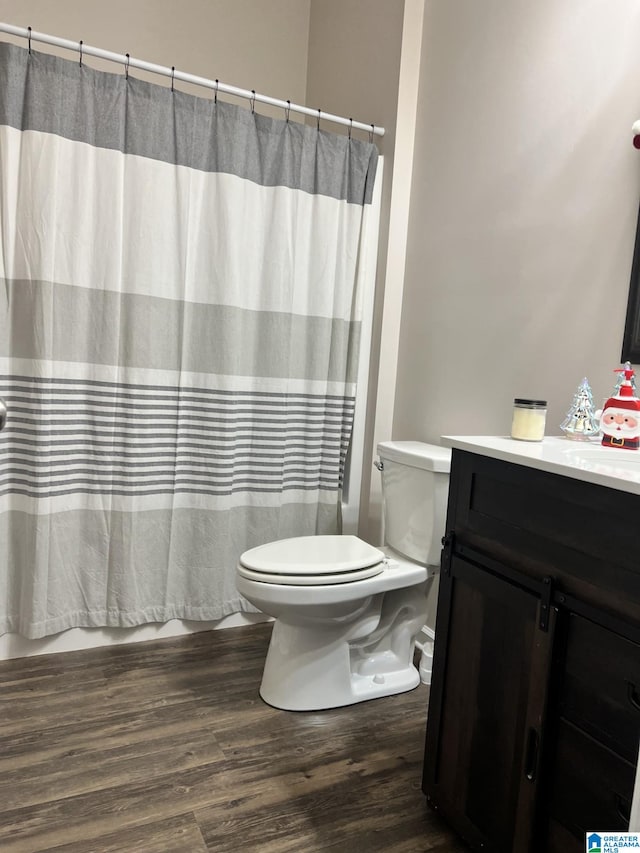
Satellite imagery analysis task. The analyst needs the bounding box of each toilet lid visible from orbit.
[238,535,385,586]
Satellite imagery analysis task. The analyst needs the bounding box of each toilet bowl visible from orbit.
[237,535,428,711]
[236,441,451,712]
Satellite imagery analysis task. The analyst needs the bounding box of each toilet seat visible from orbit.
[238,535,385,586]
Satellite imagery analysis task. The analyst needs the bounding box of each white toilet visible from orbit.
[236,440,452,711]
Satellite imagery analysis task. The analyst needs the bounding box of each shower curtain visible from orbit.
[0,43,379,639]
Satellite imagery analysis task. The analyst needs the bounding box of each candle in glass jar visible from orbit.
[511,398,547,441]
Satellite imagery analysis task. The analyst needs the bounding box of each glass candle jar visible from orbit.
[511,398,547,442]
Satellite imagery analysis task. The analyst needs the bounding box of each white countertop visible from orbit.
[441,435,640,496]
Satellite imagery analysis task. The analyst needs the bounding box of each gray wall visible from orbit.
[306,0,407,541]
[0,0,311,106]
[393,0,640,444]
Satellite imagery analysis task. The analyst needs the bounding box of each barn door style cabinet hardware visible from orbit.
[423,442,640,852]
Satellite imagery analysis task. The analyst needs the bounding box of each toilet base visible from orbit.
[260,664,420,711]
[256,582,426,711]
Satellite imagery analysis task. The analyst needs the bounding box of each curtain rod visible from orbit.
[0,22,385,138]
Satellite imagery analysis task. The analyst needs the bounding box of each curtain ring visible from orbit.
[285,99,291,123]
[125,53,130,80]
[348,118,353,140]
[79,40,83,67]
[171,66,175,93]
[250,90,256,114]
[27,26,32,55]
[214,79,219,105]
[317,108,321,131]
[369,123,374,143]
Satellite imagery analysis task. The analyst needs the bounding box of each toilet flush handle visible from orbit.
[373,459,383,471]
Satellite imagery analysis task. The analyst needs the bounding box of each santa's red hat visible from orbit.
[603,381,640,413]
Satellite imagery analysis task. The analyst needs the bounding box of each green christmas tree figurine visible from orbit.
[560,377,600,441]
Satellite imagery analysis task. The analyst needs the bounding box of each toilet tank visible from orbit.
[377,441,451,566]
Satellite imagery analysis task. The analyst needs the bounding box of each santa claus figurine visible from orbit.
[600,364,640,450]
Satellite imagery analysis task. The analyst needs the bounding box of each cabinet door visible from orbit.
[542,611,640,844]
[559,613,640,765]
[423,549,555,853]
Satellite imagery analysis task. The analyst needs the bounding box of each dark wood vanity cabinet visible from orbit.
[422,449,640,853]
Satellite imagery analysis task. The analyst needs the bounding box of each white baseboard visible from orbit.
[0,612,272,661]
[415,623,435,650]
[416,624,436,685]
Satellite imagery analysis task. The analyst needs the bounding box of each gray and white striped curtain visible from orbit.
[0,43,379,639]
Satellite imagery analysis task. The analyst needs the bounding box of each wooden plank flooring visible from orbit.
[0,623,468,852]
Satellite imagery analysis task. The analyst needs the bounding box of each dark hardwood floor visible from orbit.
[0,622,468,853]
